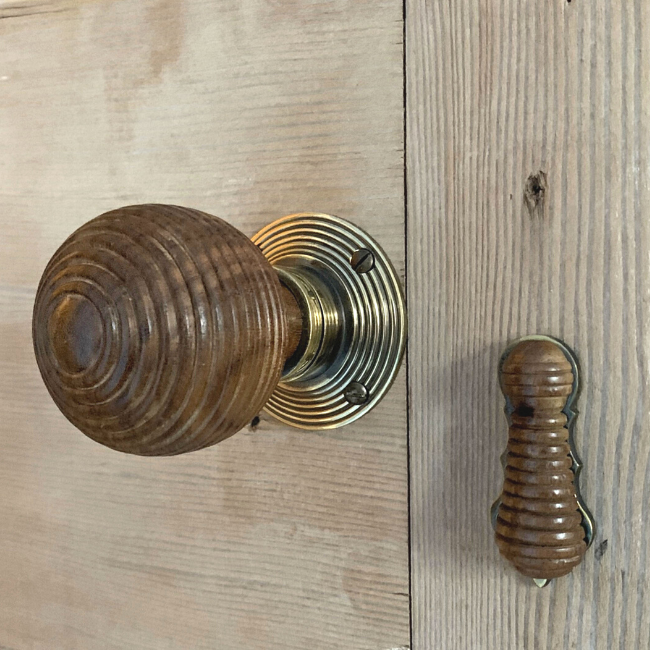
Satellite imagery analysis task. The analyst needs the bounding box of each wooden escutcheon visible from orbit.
[492,337,594,584]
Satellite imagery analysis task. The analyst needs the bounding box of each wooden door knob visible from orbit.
[491,337,594,586]
[33,204,406,456]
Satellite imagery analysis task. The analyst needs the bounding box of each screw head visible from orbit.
[350,248,375,274]
[344,381,369,405]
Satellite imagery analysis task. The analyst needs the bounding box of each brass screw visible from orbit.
[344,381,369,405]
[350,248,375,274]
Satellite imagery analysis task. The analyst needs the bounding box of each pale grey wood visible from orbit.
[0,1,409,648]
[407,1,650,648]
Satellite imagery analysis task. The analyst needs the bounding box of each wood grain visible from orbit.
[33,204,299,455]
[495,339,587,580]
[0,1,408,648]
[407,1,650,648]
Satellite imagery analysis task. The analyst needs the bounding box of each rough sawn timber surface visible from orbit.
[407,1,650,649]
[0,1,409,648]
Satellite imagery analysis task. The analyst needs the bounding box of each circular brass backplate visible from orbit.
[252,213,406,429]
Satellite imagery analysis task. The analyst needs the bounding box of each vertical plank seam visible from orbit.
[403,0,414,649]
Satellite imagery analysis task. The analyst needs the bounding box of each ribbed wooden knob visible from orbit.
[495,339,587,580]
[33,204,302,456]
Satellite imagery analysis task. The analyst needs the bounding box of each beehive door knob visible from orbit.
[33,204,303,455]
[33,204,406,456]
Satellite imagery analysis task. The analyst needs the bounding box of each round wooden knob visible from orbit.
[33,204,301,455]
[493,338,592,583]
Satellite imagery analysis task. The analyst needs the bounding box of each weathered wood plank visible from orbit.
[407,1,650,648]
[0,1,409,648]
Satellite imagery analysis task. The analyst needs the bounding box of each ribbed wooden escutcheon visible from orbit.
[32,204,302,456]
[495,339,587,580]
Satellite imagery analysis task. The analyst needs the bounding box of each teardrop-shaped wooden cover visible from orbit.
[33,204,289,455]
[495,339,587,579]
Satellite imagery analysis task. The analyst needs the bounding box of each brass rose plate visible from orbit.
[253,213,406,430]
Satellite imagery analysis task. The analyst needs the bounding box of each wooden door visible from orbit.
[0,1,408,648]
[408,2,650,649]
[3,1,649,649]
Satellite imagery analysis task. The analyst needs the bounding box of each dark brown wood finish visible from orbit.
[495,339,587,580]
[32,204,302,456]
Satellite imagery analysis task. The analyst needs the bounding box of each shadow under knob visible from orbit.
[33,204,301,456]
